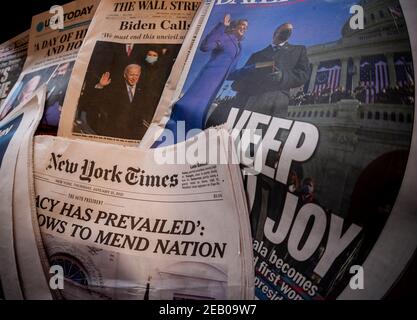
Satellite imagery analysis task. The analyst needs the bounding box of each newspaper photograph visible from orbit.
[0,0,98,135]
[58,0,202,145]
[33,129,253,299]
[142,0,417,300]
[0,85,46,300]
[0,31,29,108]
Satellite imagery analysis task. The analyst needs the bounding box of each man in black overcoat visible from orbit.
[230,23,310,118]
[85,64,149,140]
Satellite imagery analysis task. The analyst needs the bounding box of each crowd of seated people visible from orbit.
[290,87,354,106]
[289,81,414,106]
[213,81,414,110]
[353,81,414,105]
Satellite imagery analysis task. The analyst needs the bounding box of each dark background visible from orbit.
[0,1,70,44]
[0,0,415,300]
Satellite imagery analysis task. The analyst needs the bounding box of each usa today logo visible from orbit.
[36,21,46,32]
[36,5,65,33]
[36,5,94,32]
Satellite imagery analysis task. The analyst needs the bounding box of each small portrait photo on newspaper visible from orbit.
[0,66,55,120]
[72,41,181,141]
[39,61,75,134]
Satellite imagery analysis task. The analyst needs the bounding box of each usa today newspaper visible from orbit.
[0,86,47,300]
[0,0,98,135]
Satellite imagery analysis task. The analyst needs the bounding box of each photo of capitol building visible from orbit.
[271,0,415,297]
[293,0,414,106]
[209,0,415,297]
[214,0,414,220]
[284,0,414,217]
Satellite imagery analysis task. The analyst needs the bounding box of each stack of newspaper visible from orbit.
[0,0,99,135]
[1,87,254,299]
[1,0,417,301]
[0,86,49,299]
[33,129,254,300]
[139,0,417,300]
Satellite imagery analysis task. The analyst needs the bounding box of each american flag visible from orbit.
[388,5,403,18]
[395,56,414,86]
[374,60,389,93]
[360,56,390,93]
[313,65,341,93]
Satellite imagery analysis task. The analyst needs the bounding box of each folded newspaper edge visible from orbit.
[0,85,47,299]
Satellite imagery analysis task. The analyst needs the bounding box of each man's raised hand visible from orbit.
[99,72,112,87]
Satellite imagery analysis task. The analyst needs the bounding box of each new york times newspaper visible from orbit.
[0,31,29,108]
[33,129,253,299]
[0,0,98,135]
[58,0,202,145]
[141,0,417,299]
[0,86,47,300]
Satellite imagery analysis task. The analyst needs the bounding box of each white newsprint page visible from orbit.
[0,86,46,299]
[58,0,202,145]
[33,129,254,299]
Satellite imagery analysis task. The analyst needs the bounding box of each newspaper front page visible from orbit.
[141,0,417,300]
[0,0,99,135]
[0,86,46,300]
[33,130,253,299]
[58,0,202,145]
[0,31,29,108]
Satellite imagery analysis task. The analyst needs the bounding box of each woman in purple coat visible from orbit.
[154,14,248,146]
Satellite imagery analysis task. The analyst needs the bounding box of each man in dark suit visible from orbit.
[139,49,166,125]
[83,64,148,140]
[84,42,144,89]
[205,24,311,268]
[41,62,74,131]
[229,23,310,118]
[75,42,145,136]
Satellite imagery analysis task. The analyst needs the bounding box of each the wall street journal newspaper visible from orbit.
[58,0,202,145]
[0,0,98,135]
[32,129,253,299]
[0,86,47,300]
[0,31,29,108]
[141,0,417,299]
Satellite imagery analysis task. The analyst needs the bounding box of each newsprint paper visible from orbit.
[32,130,253,299]
[141,0,417,299]
[0,31,29,108]
[0,0,98,135]
[58,0,201,145]
[0,86,47,300]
